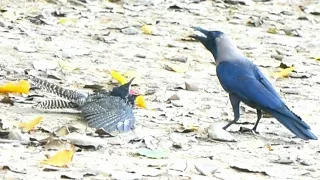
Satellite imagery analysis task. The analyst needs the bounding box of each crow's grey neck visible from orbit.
[215,36,244,65]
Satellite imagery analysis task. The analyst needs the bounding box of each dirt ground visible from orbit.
[0,0,320,179]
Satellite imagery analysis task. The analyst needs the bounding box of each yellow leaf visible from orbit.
[266,144,273,151]
[41,144,75,167]
[164,63,188,73]
[136,95,146,108]
[58,17,77,25]
[18,116,43,132]
[272,66,295,79]
[313,56,320,61]
[0,80,30,94]
[267,27,278,34]
[141,25,154,35]
[110,70,128,85]
[58,60,79,72]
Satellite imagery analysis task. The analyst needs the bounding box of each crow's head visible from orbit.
[189,27,225,59]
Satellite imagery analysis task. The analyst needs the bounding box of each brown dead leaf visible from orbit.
[181,36,196,41]
[0,96,14,105]
[41,136,66,150]
[18,116,43,132]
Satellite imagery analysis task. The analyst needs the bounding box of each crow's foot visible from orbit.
[239,127,260,135]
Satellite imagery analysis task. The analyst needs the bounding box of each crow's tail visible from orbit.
[272,109,317,140]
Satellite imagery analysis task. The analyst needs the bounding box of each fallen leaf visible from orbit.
[208,124,236,142]
[14,44,37,53]
[313,56,320,61]
[185,82,199,91]
[0,80,30,94]
[83,84,104,90]
[266,144,273,151]
[121,27,139,35]
[0,165,26,174]
[18,116,43,132]
[0,96,14,105]
[42,136,66,150]
[58,17,77,25]
[169,159,187,172]
[136,95,146,108]
[2,10,19,21]
[282,28,302,37]
[136,148,169,159]
[54,126,70,137]
[141,24,154,35]
[194,161,219,176]
[267,26,278,34]
[63,133,107,149]
[41,144,75,167]
[58,60,79,72]
[110,70,128,85]
[181,36,196,41]
[163,63,188,73]
[272,66,295,79]
[58,48,90,59]
[272,157,294,165]
[170,133,191,150]
[95,128,117,136]
[168,94,180,101]
[230,163,269,176]
[32,60,59,71]
[176,120,199,133]
[8,128,30,144]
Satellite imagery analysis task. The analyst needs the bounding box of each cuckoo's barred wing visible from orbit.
[29,76,88,106]
[79,96,135,132]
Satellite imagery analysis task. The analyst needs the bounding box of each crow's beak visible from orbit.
[189,26,209,41]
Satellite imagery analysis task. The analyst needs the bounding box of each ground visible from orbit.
[0,0,320,179]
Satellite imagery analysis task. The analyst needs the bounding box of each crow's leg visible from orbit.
[223,94,241,130]
[240,109,262,134]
